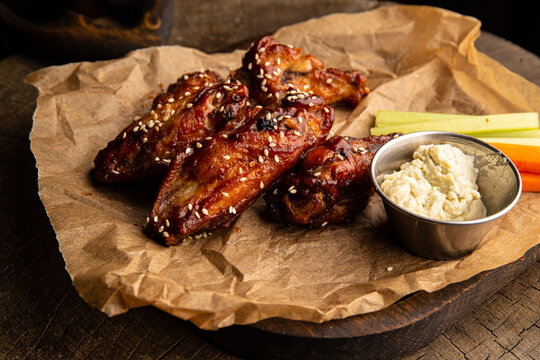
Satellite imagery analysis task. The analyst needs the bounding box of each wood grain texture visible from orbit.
[0,1,539,359]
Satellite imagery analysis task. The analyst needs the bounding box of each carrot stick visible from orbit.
[521,172,540,192]
[487,143,540,175]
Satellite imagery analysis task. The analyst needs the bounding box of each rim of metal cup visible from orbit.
[370,131,523,226]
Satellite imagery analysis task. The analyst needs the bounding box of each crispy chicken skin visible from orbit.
[147,95,334,245]
[264,134,399,227]
[93,70,251,183]
[232,36,369,106]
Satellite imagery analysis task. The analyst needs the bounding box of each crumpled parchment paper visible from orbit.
[27,5,540,330]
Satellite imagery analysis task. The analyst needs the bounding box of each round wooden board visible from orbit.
[198,246,538,359]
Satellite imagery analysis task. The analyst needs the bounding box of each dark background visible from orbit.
[0,0,537,61]
[397,0,538,56]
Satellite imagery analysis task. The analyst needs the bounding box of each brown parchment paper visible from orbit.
[27,5,540,330]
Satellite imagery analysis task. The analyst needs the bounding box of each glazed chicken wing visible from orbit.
[147,94,334,245]
[232,36,369,106]
[264,134,399,227]
[94,71,251,183]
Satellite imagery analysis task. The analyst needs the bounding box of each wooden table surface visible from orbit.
[1,1,538,359]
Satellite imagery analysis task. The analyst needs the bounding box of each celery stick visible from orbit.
[375,110,474,126]
[470,129,540,138]
[375,111,538,127]
[369,115,539,136]
[478,138,540,146]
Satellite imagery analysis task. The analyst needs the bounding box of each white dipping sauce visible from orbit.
[380,144,487,221]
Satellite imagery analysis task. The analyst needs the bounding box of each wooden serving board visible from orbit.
[197,245,538,359]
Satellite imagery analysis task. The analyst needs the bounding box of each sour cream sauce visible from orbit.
[380,144,487,221]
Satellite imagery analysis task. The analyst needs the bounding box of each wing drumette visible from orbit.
[94,71,251,183]
[264,134,399,227]
[147,95,334,245]
[232,36,369,106]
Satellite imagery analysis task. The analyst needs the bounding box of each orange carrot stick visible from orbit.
[487,143,540,174]
[521,172,540,192]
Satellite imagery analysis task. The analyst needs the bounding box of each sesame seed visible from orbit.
[202,208,209,215]
[258,155,264,163]
[224,85,232,91]
[240,177,247,182]
[269,143,276,147]
[185,147,191,154]
[222,192,229,197]
[273,69,280,75]
[185,91,191,96]
[112,170,119,174]
[337,154,345,160]
[279,131,284,139]
[259,181,264,189]
[162,231,169,237]
[248,62,252,70]
[324,107,330,113]
[329,130,335,136]
[261,85,268,92]
[238,168,243,174]
[188,203,193,210]
[277,58,281,64]
[255,105,263,109]
[264,74,272,79]
[386,266,393,271]
[298,116,303,123]
[154,156,160,161]
[163,115,170,121]
[264,61,270,66]
[223,155,231,160]
[288,185,295,191]
[216,92,222,98]
[165,219,170,227]
[268,135,273,142]
[274,155,280,162]
[122,132,127,139]
[221,134,228,138]
[314,172,321,177]
[266,113,271,120]
[133,126,139,132]
[134,115,141,120]
[293,131,301,136]
[186,103,193,108]
[171,110,175,115]
[194,211,200,218]
[290,189,297,194]
[158,225,164,233]
[205,136,212,140]
[393,134,400,138]
[183,74,189,80]
[168,98,174,103]
[249,161,256,167]
[154,215,158,222]
[196,142,202,148]
[326,78,333,84]
[284,115,291,119]
[308,102,314,107]
[146,217,150,224]
[264,149,269,156]
[162,159,171,164]
[321,222,328,227]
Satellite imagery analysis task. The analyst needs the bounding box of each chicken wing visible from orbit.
[147,94,334,245]
[264,134,399,227]
[94,71,251,183]
[232,36,369,106]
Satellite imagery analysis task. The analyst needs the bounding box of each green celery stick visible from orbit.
[374,111,538,127]
[375,110,474,126]
[471,129,540,138]
[370,114,539,136]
